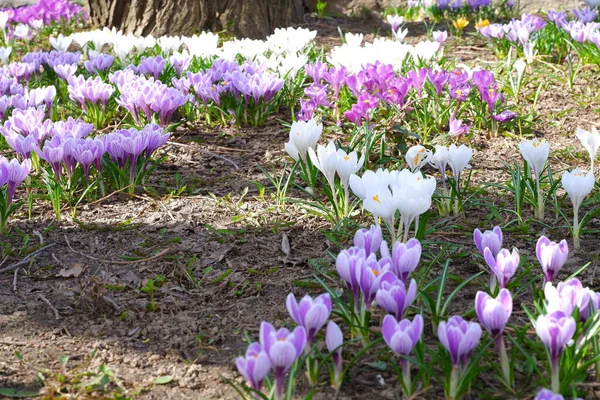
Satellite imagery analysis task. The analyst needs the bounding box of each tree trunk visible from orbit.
[85,0,306,39]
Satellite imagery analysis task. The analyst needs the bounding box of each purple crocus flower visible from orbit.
[304,61,328,84]
[2,157,30,205]
[169,51,191,76]
[35,136,64,179]
[259,321,307,400]
[574,7,598,24]
[323,66,347,98]
[358,257,394,310]
[382,314,423,357]
[448,113,470,137]
[380,238,422,282]
[481,85,504,114]
[286,293,332,346]
[376,277,417,320]
[475,289,512,338]
[326,320,343,388]
[336,247,366,307]
[535,310,576,390]
[149,87,188,126]
[84,53,114,74]
[438,316,482,368]
[235,342,271,392]
[472,70,495,91]
[536,236,568,284]
[137,56,166,80]
[484,248,519,288]
[143,124,170,157]
[353,225,383,256]
[494,110,518,122]
[54,63,77,80]
[473,226,502,257]
[544,279,591,317]
[534,389,565,400]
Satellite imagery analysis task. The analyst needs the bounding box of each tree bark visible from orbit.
[85,0,306,39]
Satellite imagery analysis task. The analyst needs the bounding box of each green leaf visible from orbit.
[0,388,41,398]
[153,375,173,385]
[366,360,387,371]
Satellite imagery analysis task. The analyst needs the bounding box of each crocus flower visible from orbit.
[473,226,503,257]
[448,144,472,183]
[286,293,332,346]
[394,169,436,241]
[235,342,271,392]
[358,258,394,310]
[386,14,404,34]
[494,110,518,122]
[381,238,422,281]
[561,168,595,249]
[519,138,549,183]
[484,248,519,288]
[353,225,382,256]
[3,158,31,205]
[535,311,576,392]
[575,126,600,171]
[536,236,568,284]
[534,389,565,400]
[544,279,591,317]
[284,118,322,162]
[259,321,307,400]
[382,314,423,356]
[475,289,512,338]
[448,114,470,137]
[336,247,367,308]
[405,145,431,172]
[363,183,397,234]
[438,315,482,368]
[326,321,343,389]
[376,277,417,320]
[336,148,364,189]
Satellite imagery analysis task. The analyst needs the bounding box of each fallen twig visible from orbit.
[12,268,18,292]
[0,243,57,274]
[37,294,60,320]
[64,235,170,265]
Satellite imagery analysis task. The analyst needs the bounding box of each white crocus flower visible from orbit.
[49,34,72,52]
[345,33,363,47]
[405,145,431,172]
[519,139,549,183]
[284,118,322,162]
[309,141,338,190]
[519,138,549,219]
[429,145,450,211]
[575,127,600,172]
[0,12,8,31]
[363,182,396,236]
[448,144,473,215]
[336,148,365,216]
[349,169,393,200]
[562,168,595,249]
[393,169,436,242]
[0,46,11,64]
[13,24,30,40]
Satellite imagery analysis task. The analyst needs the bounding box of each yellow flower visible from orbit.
[475,19,490,29]
[453,18,469,30]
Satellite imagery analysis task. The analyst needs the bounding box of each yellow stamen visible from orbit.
[372,194,381,204]
[344,155,350,161]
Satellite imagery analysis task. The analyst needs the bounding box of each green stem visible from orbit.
[536,178,544,220]
[551,357,559,394]
[449,365,459,399]
[573,205,580,250]
[497,335,510,386]
[401,359,412,396]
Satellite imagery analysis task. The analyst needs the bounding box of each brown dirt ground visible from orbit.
[2,11,600,400]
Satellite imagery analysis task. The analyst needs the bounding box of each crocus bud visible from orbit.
[235,342,271,392]
[484,248,520,288]
[473,226,503,257]
[286,293,332,346]
[475,289,512,338]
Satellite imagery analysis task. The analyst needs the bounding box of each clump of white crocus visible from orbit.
[519,138,549,219]
[561,168,595,250]
[448,144,473,215]
[575,127,600,172]
[336,148,365,216]
[405,145,431,172]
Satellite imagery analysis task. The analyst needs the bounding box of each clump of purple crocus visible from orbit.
[67,75,114,111]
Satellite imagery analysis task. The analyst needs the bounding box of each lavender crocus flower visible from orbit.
[382,314,423,356]
[54,63,77,80]
[304,61,328,84]
[326,321,343,389]
[138,55,166,80]
[380,238,422,282]
[535,310,576,392]
[84,53,114,74]
[376,278,417,320]
[358,257,394,310]
[438,316,482,368]
[235,342,271,392]
[336,247,366,308]
[536,236,568,284]
[534,389,565,400]
[2,157,31,205]
[259,321,307,400]
[353,225,383,256]
[35,136,64,179]
[473,226,503,257]
[484,248,519,288]
[286,293,332,346]
[448,113,470,137]
[475,289,512,338]
[494,110,518,122]
[544,279,591,317]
